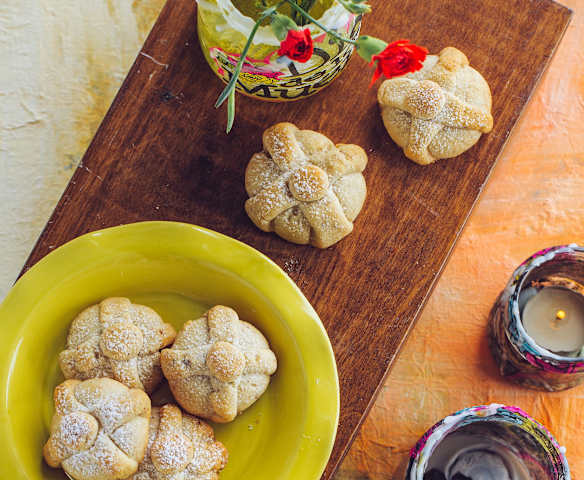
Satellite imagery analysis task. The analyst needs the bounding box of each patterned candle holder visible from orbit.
[489,245,584,391]
[404,404,570,480]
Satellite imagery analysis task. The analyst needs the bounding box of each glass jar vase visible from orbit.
[196,0,361,101]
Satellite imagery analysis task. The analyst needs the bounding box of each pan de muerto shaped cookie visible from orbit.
[378,46,493,165]
[245,122,367,248]
[43,378,151,480]
[128,404,228,480]
[161,305,277,423]
[59,298,176,393]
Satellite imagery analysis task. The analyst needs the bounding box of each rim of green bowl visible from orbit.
[0,221,339,480]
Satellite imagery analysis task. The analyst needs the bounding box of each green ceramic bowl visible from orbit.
[0,221,339,479]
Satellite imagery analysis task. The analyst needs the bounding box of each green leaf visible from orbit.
[215,77,236,108]
[351,3,371,13]
[338,0,371,14]
[261,5,279,16]
[226,89,236,133]
[355,35,387,62]
[270,13,297,41]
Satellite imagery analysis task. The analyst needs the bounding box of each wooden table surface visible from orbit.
[338,1,584,477]
[3,2,583,478]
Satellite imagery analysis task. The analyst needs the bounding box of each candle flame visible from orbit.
[556,309,567,320]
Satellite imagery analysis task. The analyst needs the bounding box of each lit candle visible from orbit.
[489,245,584,391]
[521,284,584,356]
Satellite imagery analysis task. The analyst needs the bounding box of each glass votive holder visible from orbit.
[489,245,584,391]
[404,404,570,480]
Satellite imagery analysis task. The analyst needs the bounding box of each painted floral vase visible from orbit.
[196,0,361,101]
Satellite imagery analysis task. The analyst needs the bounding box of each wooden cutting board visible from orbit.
[22,0,572,477]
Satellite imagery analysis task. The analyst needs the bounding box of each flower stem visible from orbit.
[215,2,286,132]
[283,0,357,45]
[214,12,269,109]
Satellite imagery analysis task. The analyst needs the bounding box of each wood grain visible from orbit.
[22,0,572,477]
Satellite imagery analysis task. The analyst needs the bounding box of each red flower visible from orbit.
[278,28,314,63]
[370,39,428,86]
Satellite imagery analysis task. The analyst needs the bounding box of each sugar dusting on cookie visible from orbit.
[378,47,493,165]
[153,432,192,471]
[245,123,368,248]
[59,298,175,394]
[45,378,150,478]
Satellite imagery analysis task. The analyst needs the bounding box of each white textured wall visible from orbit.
[0,0,164,300]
